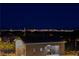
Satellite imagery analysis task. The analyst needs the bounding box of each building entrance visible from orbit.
[45,45,59,56]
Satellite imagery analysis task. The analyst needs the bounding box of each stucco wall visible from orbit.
[26,42,65,56]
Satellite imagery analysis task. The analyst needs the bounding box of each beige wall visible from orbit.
[26,42,65,56]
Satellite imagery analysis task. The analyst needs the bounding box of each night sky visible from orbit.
[0,3,79,29]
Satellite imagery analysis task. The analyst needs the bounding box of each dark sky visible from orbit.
[0,3,79,29]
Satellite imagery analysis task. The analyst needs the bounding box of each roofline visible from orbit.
[26,41,66,45]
